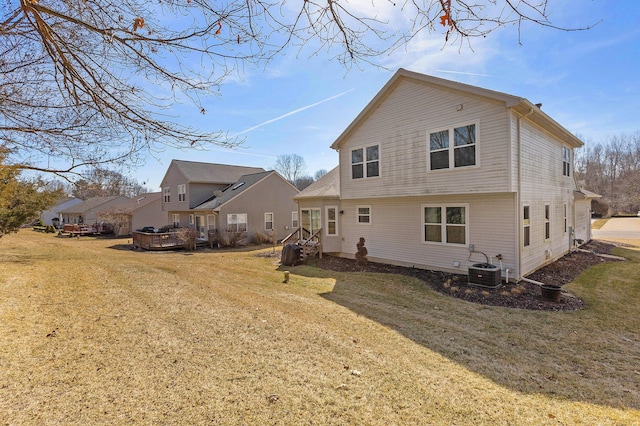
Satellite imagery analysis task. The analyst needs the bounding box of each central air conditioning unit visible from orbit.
[468,263,502,288]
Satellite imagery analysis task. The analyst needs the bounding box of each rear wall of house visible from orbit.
[336,193,517,277]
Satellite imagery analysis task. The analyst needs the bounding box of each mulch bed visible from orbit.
[301,241,623,311]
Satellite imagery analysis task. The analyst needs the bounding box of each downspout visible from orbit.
[517,107,535,281]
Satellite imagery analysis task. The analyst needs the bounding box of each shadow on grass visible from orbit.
[284,254,640,412]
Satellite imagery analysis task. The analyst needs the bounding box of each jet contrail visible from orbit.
[436,70,492,77]
[234,89,356,136]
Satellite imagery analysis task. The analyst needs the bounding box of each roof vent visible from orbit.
[213,190,223,197]
[231,182,245,190]
[535,103,542,109]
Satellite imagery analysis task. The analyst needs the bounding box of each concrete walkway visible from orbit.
[592,217,640,245]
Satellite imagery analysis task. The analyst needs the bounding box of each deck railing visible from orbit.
[132,231,183,250]
[281,227,322,260]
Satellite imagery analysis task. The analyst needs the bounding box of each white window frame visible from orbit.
[356,205,371,225]
[163,187,170,203]
[562,146,571,177]
[264,212,274,231]
[292,211,299,229]
[172,214,180,228]
[523,204,531,247]
[189,214,194,225]
[325,206,338,236]
[178,184,186,202]
[227,213,247,232]
[544,204,551,240]
[428,122,478,171]
[422,204,469,246]
[351,144,380,179]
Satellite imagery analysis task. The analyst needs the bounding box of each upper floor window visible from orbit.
[562,146,571,177]
[423,205,467,245]
[178,184,186,202]
[163,187,170,203]
[352,145,379,179]
[429,123,476,170]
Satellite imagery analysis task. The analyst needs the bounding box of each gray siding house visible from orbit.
[295,69,598,281]
[160,160,298,243]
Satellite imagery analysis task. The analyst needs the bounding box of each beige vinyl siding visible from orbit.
[336,193,517,276]
[574,199,591,243]
[518,120,575,275]
[339,79,512,200]
[295,198,342,253]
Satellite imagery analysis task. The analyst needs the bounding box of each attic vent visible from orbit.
[231,182,245,190]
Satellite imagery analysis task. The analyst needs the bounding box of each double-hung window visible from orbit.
[562,147,571,177]
[178,184,186,202]
[163,187,170,203]
[357,206,371,224]
[292,211,298,229]
[544,204,551,240]
[429,123,477,170]
[172,214,180,228]
[351,145,380,179]
[264,212,274,231]
[326,207,338,235]
[423,205,467,245]
[228,213,247,232]
[523,205,531,247]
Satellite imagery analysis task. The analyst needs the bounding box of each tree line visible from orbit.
[575,132,640,216]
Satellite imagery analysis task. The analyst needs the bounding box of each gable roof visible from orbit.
[58,196,128,214]
[192,170,295,211]
[294,167,340,200]
[164,160,265,185]
[330,68,583,150]
[99,192,162,214]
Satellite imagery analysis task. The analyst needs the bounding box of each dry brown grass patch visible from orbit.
[0,231,639,425]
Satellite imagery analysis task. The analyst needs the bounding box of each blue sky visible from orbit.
[137,1,640,189]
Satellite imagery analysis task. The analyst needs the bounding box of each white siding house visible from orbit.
[295,69,598,280]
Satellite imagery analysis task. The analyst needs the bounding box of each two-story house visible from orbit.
[161,160,299,242]
[295,69,598,281]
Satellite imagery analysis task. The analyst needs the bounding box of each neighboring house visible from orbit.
[41,197,82,226]
[191,170,299,243]
[57,195,130,225]
[295,69,599,281]
[97,192,164,236]
[160,160,298,242]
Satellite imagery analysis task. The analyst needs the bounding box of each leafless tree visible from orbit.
[1,1,598,179]
[576,132,640,215]
[72,168,149,199]
[274,154,307,185]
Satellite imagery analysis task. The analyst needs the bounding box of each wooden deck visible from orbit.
[132,230,214,251]
[62,224,112,237]
[132,231,183,250]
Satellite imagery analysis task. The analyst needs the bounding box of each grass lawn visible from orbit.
[1,230,639,425]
